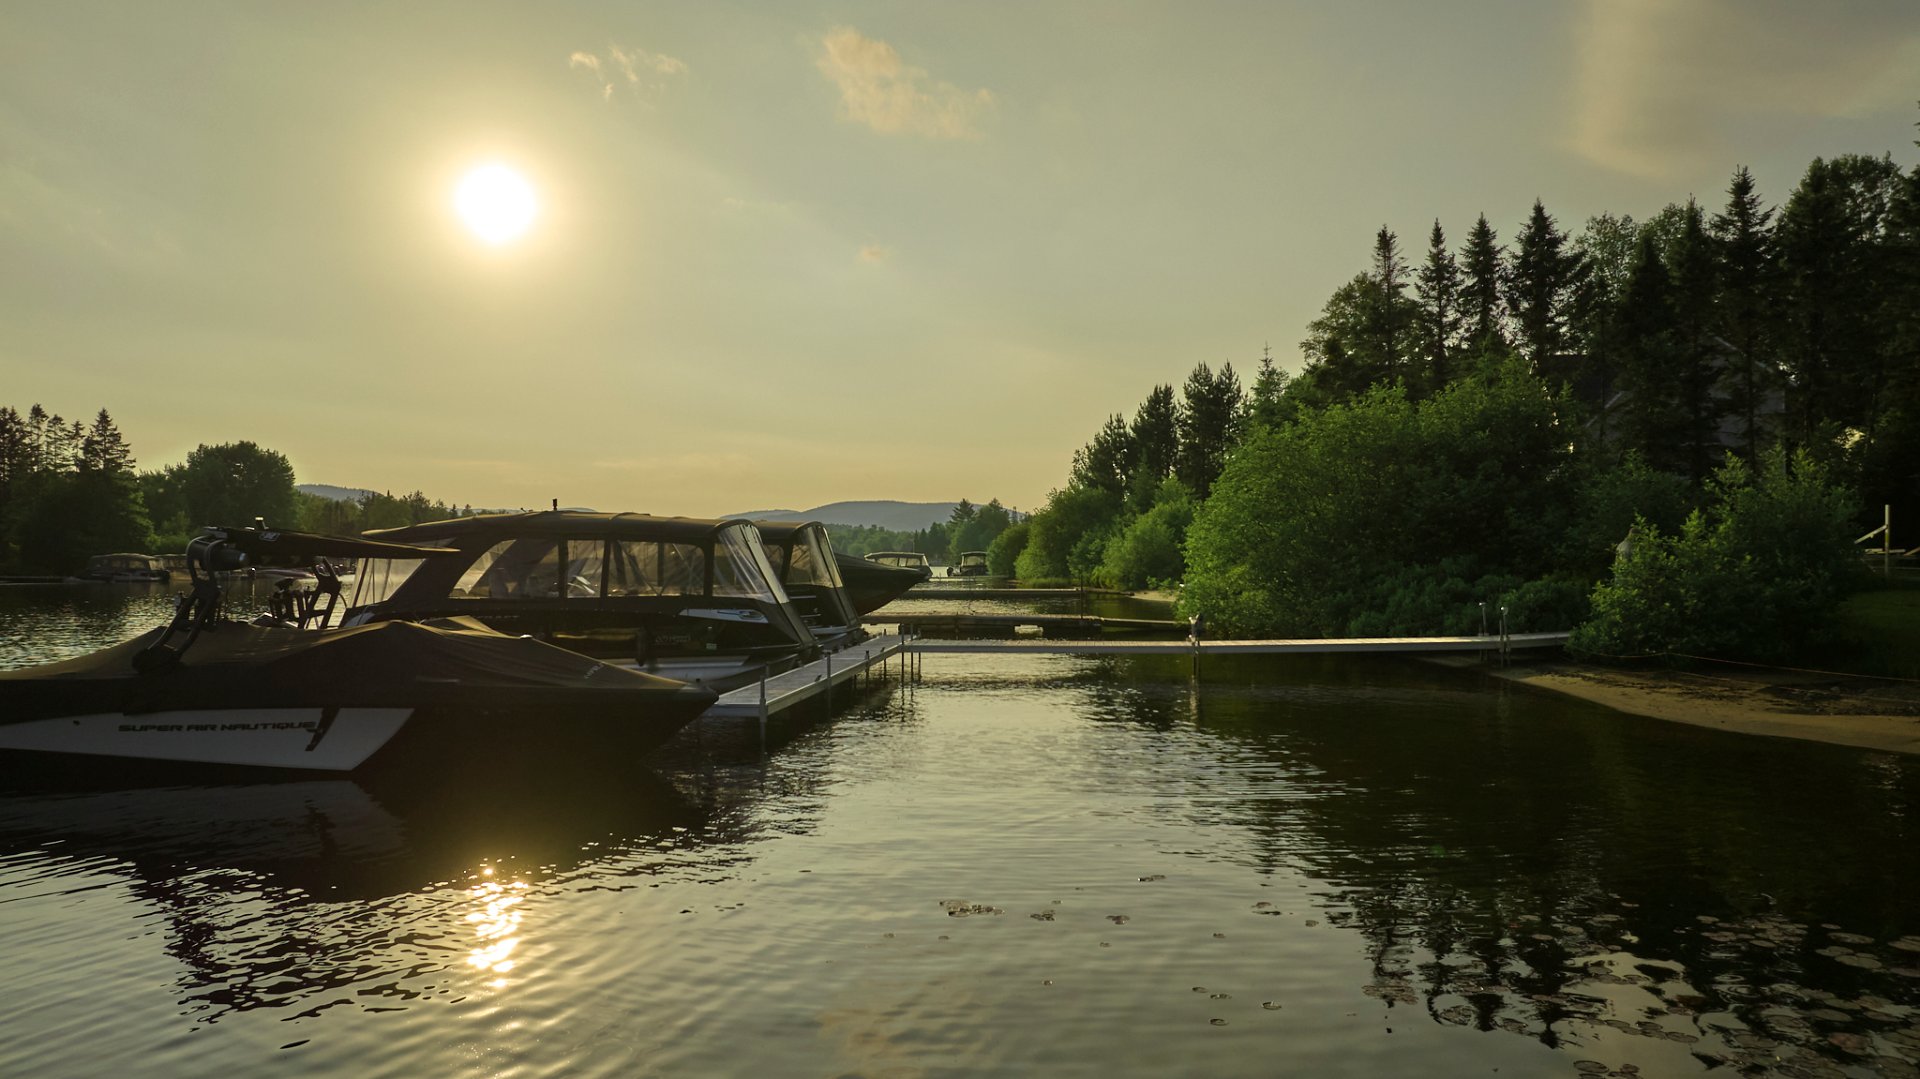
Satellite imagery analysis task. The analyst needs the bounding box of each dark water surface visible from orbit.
[2,585,1918,1077]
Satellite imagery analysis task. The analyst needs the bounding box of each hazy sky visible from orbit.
[5,1,1917,517]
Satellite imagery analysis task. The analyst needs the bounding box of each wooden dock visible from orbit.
[905,632,1570,655]
[703,634,907,719]
[698,630,1569,723]
[860,613,1183,637]
[901,587,1130,601]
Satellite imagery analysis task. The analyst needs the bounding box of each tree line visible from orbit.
[826,498,1021,562]
[1001,119,1918,660]
[0,406,479,573]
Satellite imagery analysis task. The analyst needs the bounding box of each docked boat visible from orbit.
[950,551,990,577]
[353,511,820,690]
[754,520,864,642]
[834,552,924,615]
[0,525,715,773]
[864,550,932,579]
[68,553,169,583]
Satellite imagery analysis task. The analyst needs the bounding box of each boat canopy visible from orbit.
[958,551,989,566]
[360,512,812,644]
[755,521,859,631]
[865,551,930,569]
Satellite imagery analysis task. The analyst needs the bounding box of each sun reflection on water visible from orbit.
[465,866,529,980]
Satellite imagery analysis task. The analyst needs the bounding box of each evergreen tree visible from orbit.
[1366,226,1416,384]
[1504,200,1585,377]
[1300,273,1385,398]
[1709,165,1780,460]
[1127,385,1179,502]
[1413,220,1462,393]
[1176,362,1246,500]
[1459,214,1508,359]
[1667,199,1724,482]
[79,409,135,474]
[1249,348,1291,429]
[1070,416,1133,500]
[1777,154,1903,439]
[1614,233,1684,470]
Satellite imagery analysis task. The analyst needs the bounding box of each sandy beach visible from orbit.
[1471,657,1920,755]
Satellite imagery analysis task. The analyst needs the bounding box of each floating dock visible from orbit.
[900,588,1130,601]
[703,634,908,719]
[699,630,1569,724]
[903,632,1570,655]
[859,613,1183,637]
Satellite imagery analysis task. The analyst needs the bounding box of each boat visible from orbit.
[863,550,932,579]
[0,525,716,773]
[754,520,864,642]
[950,550,990,577]
[68,553,169,583]
[351,511,821,690]
[834,552,924,615]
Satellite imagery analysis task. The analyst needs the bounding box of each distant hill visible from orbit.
[730,500,960,532]
[296,484,375,502]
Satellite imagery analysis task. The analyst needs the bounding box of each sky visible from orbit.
[4,1,1918,518]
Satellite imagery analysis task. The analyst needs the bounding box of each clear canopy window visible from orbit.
[452,538,563,599]
[607,540,705,596]
[785,527,845,588]
[348,558,426,608]
[711,524,780,602]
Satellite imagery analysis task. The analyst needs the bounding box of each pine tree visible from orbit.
[1127,384,1179,499]
[79,409,135,474]
[1504,200,1585,376]
[1176,362,1246,500]
[1249,346,1291,429]
[1614,232,1683,469]
[1070,416,1133,499]
[1459,214,1508,360]
[1709,166,1779,460]
[1366,226,1416,384]
[1414,220,1462,393]
[1667,199,1724,481]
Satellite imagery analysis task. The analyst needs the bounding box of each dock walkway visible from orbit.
[704,634,907,719]
[700,630,1569,723]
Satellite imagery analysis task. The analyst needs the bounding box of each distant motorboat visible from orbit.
[863,550,932,580]
[950,551,990,577]
[835,552,925,615]
[68,553,169,583]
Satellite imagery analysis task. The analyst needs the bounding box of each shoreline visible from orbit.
[1444,656,1920,755]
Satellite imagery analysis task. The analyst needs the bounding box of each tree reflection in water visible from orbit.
[1052,653,1920,1076]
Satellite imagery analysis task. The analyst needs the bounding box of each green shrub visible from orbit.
[1570,447,1857,662]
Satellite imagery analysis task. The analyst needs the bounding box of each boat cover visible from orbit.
[0,620,714,725]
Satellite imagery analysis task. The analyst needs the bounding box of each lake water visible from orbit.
[2,584,1918,1078]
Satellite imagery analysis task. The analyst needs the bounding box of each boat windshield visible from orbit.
[785,526,844,588]
[712,524,781,602]
[961,552,988,567]
[349,558,427,608]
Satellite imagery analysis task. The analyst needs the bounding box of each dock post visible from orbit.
[758,666,769,743]
[1498,606,1510,666]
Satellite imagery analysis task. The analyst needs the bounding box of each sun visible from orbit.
[454,164,538,245]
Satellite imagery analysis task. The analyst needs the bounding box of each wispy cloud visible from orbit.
[1567,0,1920,179]
[570,42,686,104]
[815,27,994,139]
[858,244,890,263]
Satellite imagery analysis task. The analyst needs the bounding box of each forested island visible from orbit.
[997,137,1918,670]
